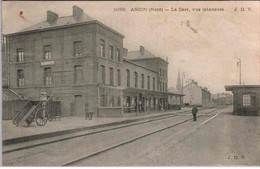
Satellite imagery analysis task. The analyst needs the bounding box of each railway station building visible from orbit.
[225,85,260,116]
[3,6,183,118]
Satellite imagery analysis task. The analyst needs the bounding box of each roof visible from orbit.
[183,81,211,94]
[126,50,157,60]
[183,81,199,89]
[123,59,157,74]
[5,13,124,38]
[225,85,260,91]
[20,13,94,33]
[168,92,185,96]
[126,50,168,64]
[123,87,184,96]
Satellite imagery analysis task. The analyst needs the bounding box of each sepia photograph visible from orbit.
[1,1,260,166]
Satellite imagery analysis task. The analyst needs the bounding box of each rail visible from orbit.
[62,107,225,166]
[3,107,225,155]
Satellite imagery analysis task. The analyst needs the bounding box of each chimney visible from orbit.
[123,48,128,57]
[47,10,58,24]
[73,6,83,19]
[140,46,145,55]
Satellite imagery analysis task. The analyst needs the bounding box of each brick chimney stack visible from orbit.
[140,46,145,55]
[73,6,83,19]
[47,11,58,24]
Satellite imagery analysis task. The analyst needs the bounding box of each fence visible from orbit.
[2,100,61,120]
[46,101,61,117]
[2,100,29,120]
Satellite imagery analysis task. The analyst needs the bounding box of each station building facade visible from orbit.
[121,47,184,115]
[3,6,183,118]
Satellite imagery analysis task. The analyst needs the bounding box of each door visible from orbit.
[75,95,84,116]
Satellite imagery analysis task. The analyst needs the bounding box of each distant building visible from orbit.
[212,93,233,106]
[183,80,211,107]
[225,85,260,116]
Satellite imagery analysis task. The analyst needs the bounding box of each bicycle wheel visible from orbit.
[35,108,48,126]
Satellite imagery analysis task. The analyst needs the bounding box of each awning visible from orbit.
[123,87,185,97]
[225,85,260,91]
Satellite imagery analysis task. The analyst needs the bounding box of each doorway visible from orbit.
[74,95,84,116]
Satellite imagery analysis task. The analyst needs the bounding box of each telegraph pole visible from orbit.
[237,58,241,85]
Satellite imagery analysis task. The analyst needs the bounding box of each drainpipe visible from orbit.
[97,84,100,117]
[7,36,10,88]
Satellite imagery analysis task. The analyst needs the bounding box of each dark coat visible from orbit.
[192,107,198,114]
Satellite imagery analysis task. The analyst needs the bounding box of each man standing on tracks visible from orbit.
[192,105,198,121]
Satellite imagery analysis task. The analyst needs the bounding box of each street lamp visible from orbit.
[237,58,241,85]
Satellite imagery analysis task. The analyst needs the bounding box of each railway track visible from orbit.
[3,107,217,154]
[62,107,227,166]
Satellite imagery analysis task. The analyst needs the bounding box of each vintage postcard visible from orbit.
[1,1,259,166]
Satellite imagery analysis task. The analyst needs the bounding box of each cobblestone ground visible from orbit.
[4,107,260,166]
[150,110,260,166]
[75,107,260,166]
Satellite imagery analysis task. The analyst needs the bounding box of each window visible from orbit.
[100,40,105,57]
[162,69,164,77]
[165,83,167,92]
[117,69,121,86]
[109,45,114,60]
[243,93,256,107]
[159,68,161,76]
[116,48,121,62]
[147,76,150,89]
[162,82,164,91]
[74,41,83,57]
[44,45,52,59]
[165,70,167,78]
[153,77,155,90]
[99,86,121,108]
[109,96,115,107]
[101,65,105,84]
[141,74,144,88]
[17,70,24,87]
[126,96,131,107]
[134,72,138,88]
[44,68,52,86]
[117,96,121,106]
[74,65,82,84]
[110,67,114,86]
[126,69,130,87]
[17,49,24,62]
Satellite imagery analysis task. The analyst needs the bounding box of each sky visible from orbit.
[2,1,260,94]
